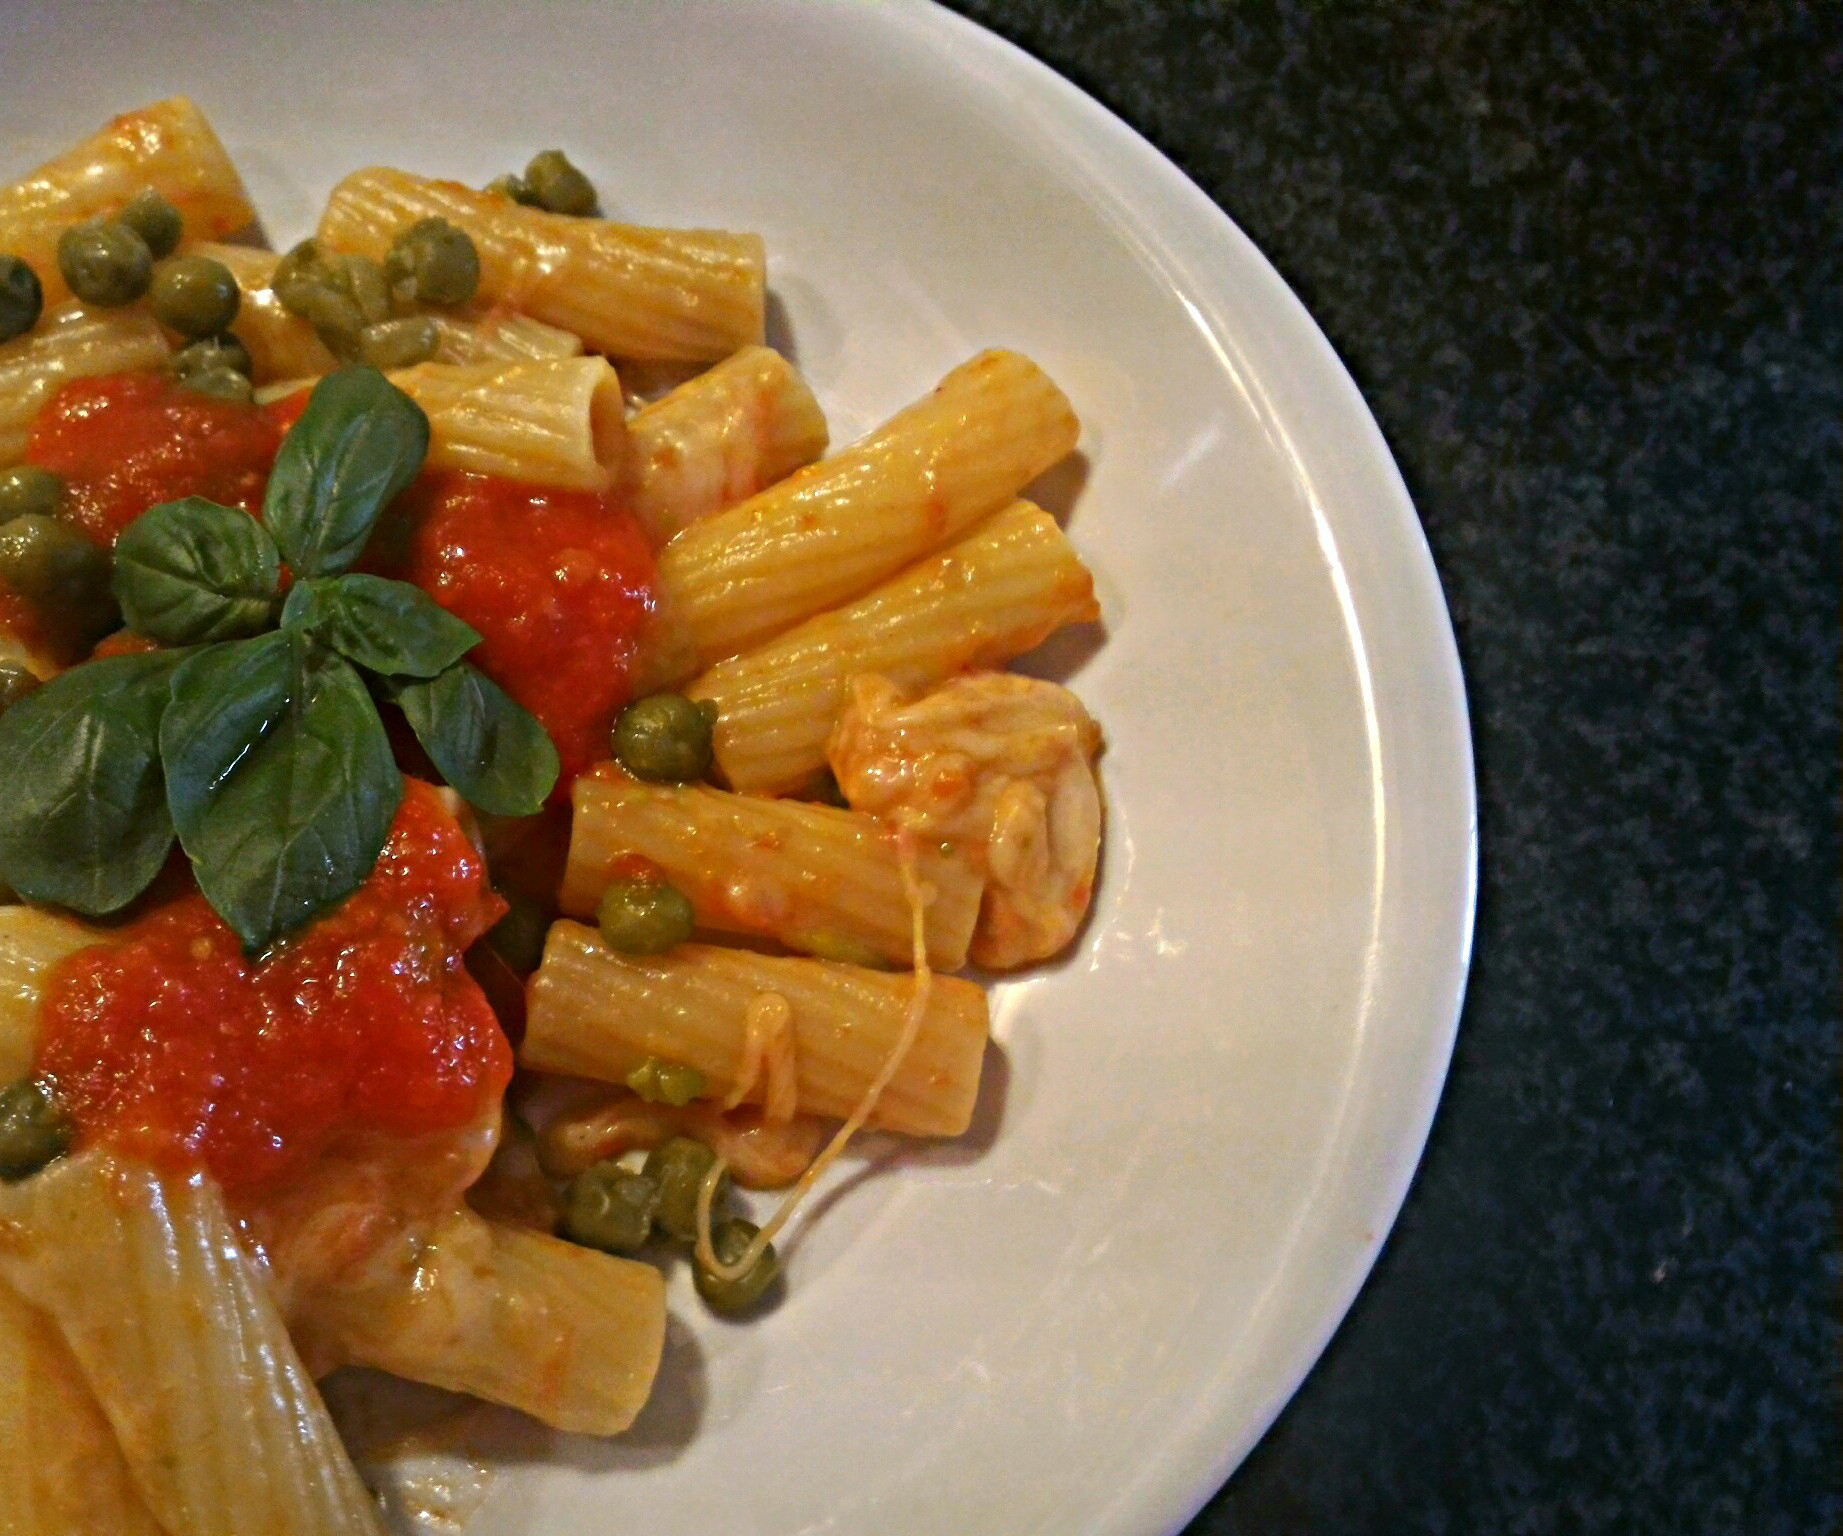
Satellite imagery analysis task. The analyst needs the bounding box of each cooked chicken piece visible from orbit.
[827,671,1103,970]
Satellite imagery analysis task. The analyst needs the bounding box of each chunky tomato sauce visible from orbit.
[34,781,511,1190]
[396,472,657,785]
[25,372,283,546]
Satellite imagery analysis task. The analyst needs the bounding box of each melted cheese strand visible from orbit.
[695,827,936,1282]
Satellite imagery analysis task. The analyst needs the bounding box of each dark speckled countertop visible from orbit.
[941,3,1841,1532]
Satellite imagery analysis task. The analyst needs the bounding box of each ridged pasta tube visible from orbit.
[690,500,1099,795]
[650,348,1079,673]
[0,302,170,466]
[301,1207,666,1437]
[525,927,989,1136]
[0,1153,386,1536]
[318,167,764,361]
[0,98,256,307]
[627,345,829,546]
[562,766,985,970]
[0,1281,163,1536]
[389,355,627,491]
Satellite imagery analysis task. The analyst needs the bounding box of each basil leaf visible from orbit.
[281,573,479,678]
[162,631,401,953]
[395,662,559,817]
[0,650,189,915]
[112,497,281,644]
[263,365,430,578]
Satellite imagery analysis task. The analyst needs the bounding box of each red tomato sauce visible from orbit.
[24,372,283,546]
[395,472,657,786]
[34,781,511,1191]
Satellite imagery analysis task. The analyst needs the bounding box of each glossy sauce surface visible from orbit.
[35,781,511,1190]
[398,471,657,785]
[25,372,284,546]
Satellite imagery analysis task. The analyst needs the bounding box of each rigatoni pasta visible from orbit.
[650,348,1080,674]
[690,500,1100,794]
[0,906,99,1080]
[562,765,986,969]
[627,344,829,546]
[317,167,765,361]
[389,355,627,491]
[0,1281,163,1536]
[0,1154,386,1536]
[526,927,989,1136]
[305,1208,666,1436]
[0,98,256,307]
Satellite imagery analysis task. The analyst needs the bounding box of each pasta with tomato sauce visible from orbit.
[0,101,1104,1531]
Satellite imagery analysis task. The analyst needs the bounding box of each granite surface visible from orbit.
[940,3,1841,1532]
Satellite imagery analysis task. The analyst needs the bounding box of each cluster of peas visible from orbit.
[486,690,782,1313]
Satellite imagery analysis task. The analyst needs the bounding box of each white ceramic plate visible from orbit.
[2,2,1476,1532]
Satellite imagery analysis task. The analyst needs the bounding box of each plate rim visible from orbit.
[897,1,1480,1528]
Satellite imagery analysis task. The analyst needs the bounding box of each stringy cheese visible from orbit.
[694,824,936,1282]
[722,992,798,1124]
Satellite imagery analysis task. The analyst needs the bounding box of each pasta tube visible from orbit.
[318,167,764,361]
[304,1208,665,1437]
[691,500,1099,794]
[563,766,985,970]
[0,905,99,1080]
[0,302,170,467]
[651,349,1078,672]
[627,345,829,546]
[0,98,256,306]
[0,1153,385,1536]
[389,355,627,491]
[526,928,989,1137]
[0,1282,163,1536]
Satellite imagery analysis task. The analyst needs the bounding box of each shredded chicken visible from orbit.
[827,672,1103,969]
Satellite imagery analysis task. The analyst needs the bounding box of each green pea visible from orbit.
[0,1079,72,1181]
[147,255,241,337]
[0,660,40,717]
[625,1055,706,1107]
[0,255,43,343]
[0,465,63,523]
[612,693,717,783]
[171,332,253,380]
[359,315,438,370]
[523,150,600,217]
[57,220,153,307]
[287,282,366,357]
[116,190,183,259]
[388,217,481,307]
[485,889,550,975]
[178,366,254,404]
[596,876,695,955]
[561,1161,659,1254]
[694,1218,781,1316]
[0,514,114,624]
[485,173,539,206]
[643,1136,728,1243]
[336,254,392,326]
[271,238,328,310]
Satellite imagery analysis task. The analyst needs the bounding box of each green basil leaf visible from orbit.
[263,365,430,578]
[0,650,189,915]
[280,573,479,678]
[395,662,559,818]
[112,497,281,644]
[162,630,401,953]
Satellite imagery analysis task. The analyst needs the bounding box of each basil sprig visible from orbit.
[0,366,558,953]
